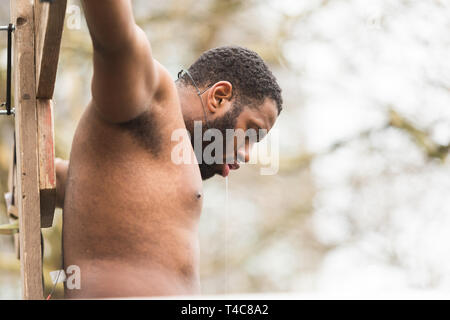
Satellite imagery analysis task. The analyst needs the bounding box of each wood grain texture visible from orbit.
[35,0,67,99]
[6,137,17,219]
[37,99,56,228]
[34,0,65,227]
[7,138,19,257]
[11,0,44,300]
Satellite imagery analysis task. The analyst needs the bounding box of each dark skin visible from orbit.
[62,0,278,298]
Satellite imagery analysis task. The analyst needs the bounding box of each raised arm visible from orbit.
[81,0,160,123]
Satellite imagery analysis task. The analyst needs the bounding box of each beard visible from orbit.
[192,103,243,180]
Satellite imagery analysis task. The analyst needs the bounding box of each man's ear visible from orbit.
[207,81,233,113]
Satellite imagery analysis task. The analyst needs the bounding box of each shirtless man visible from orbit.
[59,0,283,298]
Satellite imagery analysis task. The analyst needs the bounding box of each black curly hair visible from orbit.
[180,46,283,114]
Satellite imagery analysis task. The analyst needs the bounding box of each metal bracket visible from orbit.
[1,2,58,116]
[0,23,15,116]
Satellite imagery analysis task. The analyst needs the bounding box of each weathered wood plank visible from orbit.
[6,137,17,219]
[34,0,65,227]
[35,0,67,99]
[37,99,56,228]
[11,0,43,300]
[7,138,19,259]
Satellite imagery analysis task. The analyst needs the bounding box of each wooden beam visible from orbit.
[6,136,17,219]
[34,0,67,99]
[34,0,66,227]
[37,99,56,228]
[7,138,19,259]
[11,0,43,300]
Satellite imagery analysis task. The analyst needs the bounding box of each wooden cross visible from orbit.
[9,0,66,299]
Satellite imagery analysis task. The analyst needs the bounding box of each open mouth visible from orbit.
[220,163,240,177]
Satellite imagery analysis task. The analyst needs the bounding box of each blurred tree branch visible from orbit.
[389,109,449,161]
[280,108,449,174]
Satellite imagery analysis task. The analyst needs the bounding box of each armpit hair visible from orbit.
[118,110,161,156]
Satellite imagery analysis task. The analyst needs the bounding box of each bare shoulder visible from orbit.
[152,60,179,106]
[76,60,182,158]
[115,61,184,156]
